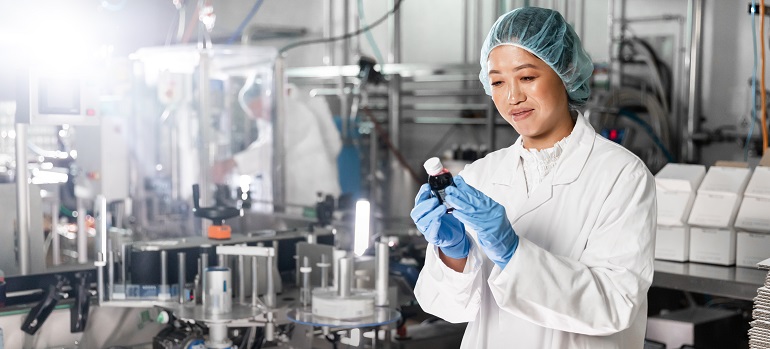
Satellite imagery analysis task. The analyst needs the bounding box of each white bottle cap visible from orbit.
[423,157,444,176]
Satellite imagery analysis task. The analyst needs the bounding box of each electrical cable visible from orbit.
[619,38,671,115]
[358,0,386,64]
[747,0,759,161]
[618,108,675,163]
[762,0,768,153]
[225,0,265,44]
[180,5,200,44]
[361,106,422,184]
[606,87,672,158]
[278,0,404,55]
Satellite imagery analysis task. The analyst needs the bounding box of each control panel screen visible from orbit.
[37,78,80,115]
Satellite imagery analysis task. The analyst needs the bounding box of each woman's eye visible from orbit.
[521,76,535,82]
[491,81,503,86]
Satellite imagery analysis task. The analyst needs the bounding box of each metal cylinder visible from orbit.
[159,250,169,299]
[15,123,30,275]
[218,254,226,268]
[199,253,209,305]
[301,257,311,307]
[375,242,389,307]
[203,267,232,315]
[251,256,259,307]
[266,254,275,307]
[178,252,186,303]
[108,250,115,301]
[51,200,61,266]
[201,252,209,270]
[76,197,87,264]
[685,0,704,162]
[238,255,245,305]
[206,323,232,348]
[320,254,329,288]
[338,257,353,298]
[272,57,287,213]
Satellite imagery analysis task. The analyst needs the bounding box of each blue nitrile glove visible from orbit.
[444,176,519,269]
[410,184,470,259]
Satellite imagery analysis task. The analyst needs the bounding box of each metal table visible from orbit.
[652,260,767,301]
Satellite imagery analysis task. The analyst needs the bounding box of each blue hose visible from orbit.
[226,0,265,44]
[617,108,675,163]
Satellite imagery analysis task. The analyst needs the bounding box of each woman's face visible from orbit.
[487,45,573,149]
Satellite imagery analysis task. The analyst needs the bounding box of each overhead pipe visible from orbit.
[685,0,704,162]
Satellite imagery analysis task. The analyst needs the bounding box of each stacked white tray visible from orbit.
[751,258,770,348]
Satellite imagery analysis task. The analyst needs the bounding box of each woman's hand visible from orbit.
[410,184,470,259]
[445,176,519,269]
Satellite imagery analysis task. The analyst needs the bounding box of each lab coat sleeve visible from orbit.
[414,237,485,323]
[232,141,271,177]
[487,164,656,335]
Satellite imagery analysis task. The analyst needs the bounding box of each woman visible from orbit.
[411,7,656,349]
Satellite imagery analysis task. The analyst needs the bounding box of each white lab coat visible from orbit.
[414,114,656,348]
[233,85,342,208]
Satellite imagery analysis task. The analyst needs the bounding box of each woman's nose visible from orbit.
[507,84,525,104]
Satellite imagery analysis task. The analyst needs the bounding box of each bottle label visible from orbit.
[437,189,452,209]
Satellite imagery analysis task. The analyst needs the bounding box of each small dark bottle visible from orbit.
[423,157,455,212]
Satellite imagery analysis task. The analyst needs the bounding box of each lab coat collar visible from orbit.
[490,113,595,222]
[490,112,595,188]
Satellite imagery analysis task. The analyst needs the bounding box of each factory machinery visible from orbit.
[0,191,417,348]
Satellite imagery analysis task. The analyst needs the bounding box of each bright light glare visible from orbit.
[239,175,252,191]
[354,200,371,256]
[31,170,68,185]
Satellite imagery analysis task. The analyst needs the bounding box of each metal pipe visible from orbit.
[272,56,287,213]
[121,243,127,288]
[178,252,186,303]
[76,198,87,264]
[375,242,389,307]
[251,256,259,307]
[338,257,352,298]
[266,254,275,307]
[389,0,401,65]
[369,125,378,214]
[206,323,232,348]
[197,50,212,214]
[238,255,245,304]
[51,199,61,266]
[108,250,115,301]
[343,0,350,65]
[476,0,483,58]
[324,0,334,65]
[94,196,107,305]
[218,254,226,268]
[14,68,31,275]
[386,0,403,222]
[685,0,704,163]
[623,14,685,23]
[201,252,209,270]
[674,17,686,162]
[160,250,169,299]
[301,256,311,307]
[462,0,470,64]
[97,262,104,306]
[320,254,330,288]
[607,0,615,90]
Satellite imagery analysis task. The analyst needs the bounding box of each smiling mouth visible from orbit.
[510,109,534,121]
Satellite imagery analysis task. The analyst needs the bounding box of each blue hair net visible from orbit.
[479,7,593,108]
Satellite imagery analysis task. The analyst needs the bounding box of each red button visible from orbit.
[86,109,95,116]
